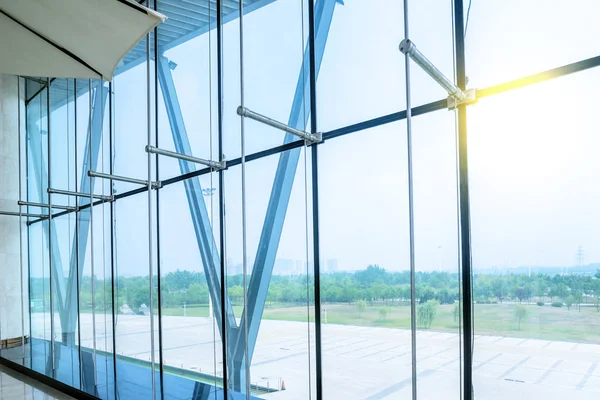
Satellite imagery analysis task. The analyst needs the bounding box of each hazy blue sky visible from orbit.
[30,0,600,278]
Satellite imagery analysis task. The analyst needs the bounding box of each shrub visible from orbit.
[551,301,563,308]
[418,300,440,328]
[537,301,544,306]
[452,302,460,324]
[357,300,366,317]
[513,305,528,330]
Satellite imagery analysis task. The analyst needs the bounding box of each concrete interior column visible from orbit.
[0,74,29,347]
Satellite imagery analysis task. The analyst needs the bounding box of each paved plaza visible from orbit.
[31,314,600,399]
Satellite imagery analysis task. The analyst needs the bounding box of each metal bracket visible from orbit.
[447,88,477,110]
[145,145,226,171]
[88,170,162,189]
[0,210,49,219]
[399,39,477,110]
[47,188,113,202]
[237,106,322,144]
[17,200,77,211]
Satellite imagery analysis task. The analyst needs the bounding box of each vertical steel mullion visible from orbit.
[402,1,418,399]
[153,0,165,397]
[216,0,229,396]
[453,1,473,399]
[74,79,83,391]
[237,0,251,397]
[108,78,119,400]
[146,29,157,400]
[18,76,26,360]
[308,0,323,398]
[25,83,33,364]
[89,80,98,395]
[47,78,56,376]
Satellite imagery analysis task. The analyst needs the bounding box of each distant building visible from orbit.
[274,258,296,275]
[296,260,303,274]
[326,259,338,273]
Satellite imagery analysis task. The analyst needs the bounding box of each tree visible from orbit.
[379,307,389,320]
[436,288,455,305]
[572,290,584,312]
[357,300,366,317]
[355,265,387,285]
[513,305,528,330]
[398,285,411,305]
[491,277,506,303]
[452,302,460,324]
[553,283,569,301]
[418,300,439,328]
[418,286,435,304]
[514,286,526,303]
[565,295,575,311]
[187,283,209,304]
[267,286,282,304]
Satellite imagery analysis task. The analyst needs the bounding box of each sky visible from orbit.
[27,0,600,279]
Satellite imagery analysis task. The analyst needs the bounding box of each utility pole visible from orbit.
[576,245,584,273]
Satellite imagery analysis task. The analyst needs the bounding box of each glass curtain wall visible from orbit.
[2,1,600,400]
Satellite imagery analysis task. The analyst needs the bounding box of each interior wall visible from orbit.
[0,74,29,342]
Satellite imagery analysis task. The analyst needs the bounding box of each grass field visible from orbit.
[162,302,600,344]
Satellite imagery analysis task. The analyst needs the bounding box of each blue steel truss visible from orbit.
[27,82,107,379]
[231,0,339,378]
[27,83,106,336]
[62,84,108,340]
[157,0,340,393]
[156,55,237,335]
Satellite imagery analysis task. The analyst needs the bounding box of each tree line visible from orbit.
[29,265,600,313]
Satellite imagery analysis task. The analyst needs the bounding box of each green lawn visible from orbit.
[156,302,600,344]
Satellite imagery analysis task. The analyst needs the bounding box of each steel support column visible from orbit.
[156,55,237,334]
[453,1,473,399]
[229,0,340,392]
[63,83,108,344]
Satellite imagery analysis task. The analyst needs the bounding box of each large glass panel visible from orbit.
[221,0,309,159]
[158,176,223,397]
[113,192,158,399]
[224,147,315,399]
[470,68,600,399]
[408,0,456,107]
[113,37,153,195]
[48,78,81,389]
[26,85,53,378]
[318,0,405,131]
[319,122,414,399]
[466,0,600,88]
[412,110,461,398]
[156,0,218,181]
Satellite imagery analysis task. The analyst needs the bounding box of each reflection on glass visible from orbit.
[318,0,405,131]
[158,179,222,396]
[319,122,414,399]
[470,69,600,400]
[412,111,461,398]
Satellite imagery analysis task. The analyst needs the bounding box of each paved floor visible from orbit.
[0,364,75,400]
[30,314,600,399]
